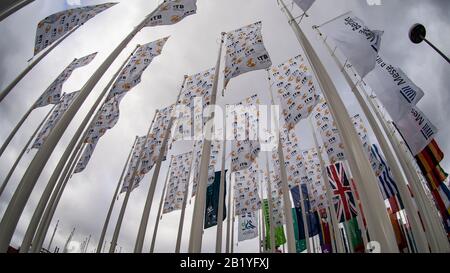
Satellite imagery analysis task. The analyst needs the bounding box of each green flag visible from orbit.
[344,217,364,253]
[292,208,307,253]
[262,199,286,249]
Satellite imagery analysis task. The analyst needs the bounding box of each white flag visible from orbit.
[32,91,79,149]
[238,212,258,242]
[293,0,316,12]
[396,106,438,155]
[234,165,261,216]
[321,11,383,78]
[144,0,197,27]
[121,136,147,193]
[74,141,98,174]
[223,21,272,89]
[264,171,285,227]
[367,55,424,122]
[34,52,97,108]
[34,3,117,55]
[269,55,320,130]
[302,149,328,210]
[191,140,221,197]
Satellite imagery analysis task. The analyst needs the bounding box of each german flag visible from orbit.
[415,139,444,174]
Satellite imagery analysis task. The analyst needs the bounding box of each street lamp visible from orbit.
[409,23,449,64]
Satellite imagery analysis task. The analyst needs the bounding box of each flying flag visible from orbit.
[34,52,97,108]
[234,165,261,215]
[293,0,316,13]
[32,91,79,149]
[264,171,285,227]
[395,106,438,156]
[327,162,358,223]
[318,208,333,253]
[290,185,321,237]
[144,0,197,27]
[370,144,399,200]
[34,3,117,55]
[344,217,365,253]
[415,139,444,174]
[237,212,258,242]
[269,55,320,130]
[191,140,221,197]
[163,151,193,214]
[262,199,286,249]
[292,207,307,253]
[320,11,383,78]
[302,148,328,210]
[121,136,147,193]
[204,170,227,229]
[367,56,424,122]
[223,21,272,89]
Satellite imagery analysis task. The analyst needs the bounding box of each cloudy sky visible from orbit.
[0,0,449,253]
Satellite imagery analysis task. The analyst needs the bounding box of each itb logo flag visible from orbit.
[191,140,221,197]
[238,212,258,242]
[121,136,147,193]
[34,52,97,108]
[223,21,272,89]
[264,171,285,227]
[144,0,197,27]
[34,3,117,55]
[234,165,261,215]
[302,149,328,210]
[320,11,383,78]
[269,55,320,130]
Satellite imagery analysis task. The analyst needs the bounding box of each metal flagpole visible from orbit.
[304,177,318,253]
[21,45,140,253]
[258,206,262,253]
[188,32,226,253]
[0,104,55,197]
[46,219,59,251]
[0,0,35,22]
[134,76,188,253]
[258,172,266,253]
[315,27,430,253]
[96,136,138,253]
[225,170,232,253]
[63,227,75,253]
[230,201,235,253]
[108,111,159,253]
[0,1,166,251]
[175,145,195,253]
[308,118,345,253]
[149,156,173,253]
[215,125,227,253]
[84,234,91,253]
[0,25,80,103]
[264,155,277,253]
[278,0,399,252]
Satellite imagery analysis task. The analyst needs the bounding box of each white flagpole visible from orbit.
[84,234,91,253]
[0,104,55,197]
[225,170,232,253]
[303,177,318,253]
[264,156,277,253]
[0,25,80,103]
[258,207,262,253]
[0,2,166,251]
[20,45,141,253]
[215,126,227,253]
[278,0,399,252]
[175,147,195,253]
[0,0,35,22]
[188,32,226,253]
[134,76,188,253]
[258,172,266,252]
[108,111,159,253]
[230,201,235,253]
[315,27,430,253]
[96,136,138,253]
[46,219,59,251]
[149,156,173,253]
[308,118,346,253]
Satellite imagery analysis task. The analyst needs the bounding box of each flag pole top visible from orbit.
[409,23,426,44]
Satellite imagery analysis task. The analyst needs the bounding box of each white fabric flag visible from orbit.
[144,0,197,27]
[367,55,424,122]
[34,52,97,108]
[302,149,328,210]
[269,55,320,130]
[163,151,193,214]
[32,91,79,149]
[223,21,272,89]
[293,0,316,12]
[321,11,383,78]
[238,212,258,242]
[74,141,99,174]
[396,106,438,155]
[121,136,147,193]
[234,165,261,215]
[191,140,221,197]
[34,3,117,55]
[264,171,285,227]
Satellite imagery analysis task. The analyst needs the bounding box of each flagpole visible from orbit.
[225,170,232,253]
[0,104,55,197]
[215,125,227,253]
[188,32,226,253]
[303,177,318,253]
[278,0,399,252]
[84,234,91,253]
[108,111,159,253]
[46,219,59,251]
[231,201,235,253]
[258,172,266,253]
[0,25,80,104]
[264,156,277,253]
[314,27,430,253]
[0,104,33,158]
[149,156,173,253]
[175,148,195,253]
[96,136,138,253]
[0,1,167,250]
[0,0,35,22]
[134,76,188,253]
[308,118,346,253]
[258,207,262,253]
[20,45,140,253]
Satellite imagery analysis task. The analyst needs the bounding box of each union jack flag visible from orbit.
[327,162,358,223]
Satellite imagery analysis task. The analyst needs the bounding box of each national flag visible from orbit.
[204,170,227,229]
[34,52,97,108]
[34,3,117,55]
[293,0,316,12]
[320,11,383,78]
[262,199,286,249]
[144,0,197,27]
[327,162,358,222]
[292,207,307,253]
[290,185,320,237]
[370,144,399,199]
[344,217,364,253]
[223,21,272,89]
[318,208,333,253]
[32,91,79,149]
[237,212,258,242]
[415,139,444,174]
[388,208,409,252]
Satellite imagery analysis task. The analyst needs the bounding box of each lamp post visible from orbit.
[409,23,449,64]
